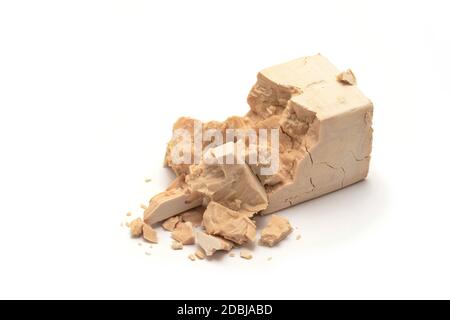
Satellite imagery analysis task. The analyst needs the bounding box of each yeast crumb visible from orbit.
[195,249,206,260]
[143,224,158,243]
[129,218,143,237]
[171,241,183,250]
[162,216,181,232]
[259,215,292,247]
[337,69,357,85]
[171,222,195,245]
[188,254,196,261]
[240,250,253,260]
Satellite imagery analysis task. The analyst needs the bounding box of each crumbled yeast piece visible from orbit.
[143,223,158,243]
[162,216,181,232]
[129,218,144,237]
[171,222,195,245]
[180,206,205,227]
[195,249,206,260]
[188,254,196,261]
[202,201,256,245]
[171,241,183,250]
[337,69,357,85]
[126,212,132,217]
[229,253,235,258]
[186,142,268,215]
[240,250,253,260]
[259,215,293,247]
[144,187,202,225]
[196,231,233,256]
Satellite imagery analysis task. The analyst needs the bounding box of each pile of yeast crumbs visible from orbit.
[124,55,373,261]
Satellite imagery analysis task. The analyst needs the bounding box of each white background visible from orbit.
[0,0,449,300]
